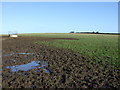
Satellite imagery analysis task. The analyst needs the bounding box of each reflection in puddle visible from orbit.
[16,53,34,55]
[6,60,50,73]
[3,53,34,56]
[4,53,14,56]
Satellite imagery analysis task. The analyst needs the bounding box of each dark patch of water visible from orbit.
[3,53,34,56]
[43,69,50,73]
[30,85,36,88]
[23,72,29,76]
[17,53,34,55]
[6,60,50,73]
[103,84,116,89]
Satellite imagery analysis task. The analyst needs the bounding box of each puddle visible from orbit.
[23,72,29,76]
[3,53,34,57]
[30,85,36,88]
[6,60,50,73]
[4,53,14,56]
[16,53,34,55]
[102,84,116,88]
[43,69,50,73]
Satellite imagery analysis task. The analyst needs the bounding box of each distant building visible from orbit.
[8,31,18,37]
[9,34,18,37]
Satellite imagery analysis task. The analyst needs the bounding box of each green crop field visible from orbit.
[20,33,119,69]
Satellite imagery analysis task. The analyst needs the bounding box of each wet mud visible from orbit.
[2,36,120,88]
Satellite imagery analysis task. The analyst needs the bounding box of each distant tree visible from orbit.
[96,31,99,34]
[70,31,74,33]
[92,31,95,34]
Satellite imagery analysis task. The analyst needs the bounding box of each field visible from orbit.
[19,33,119,69]
[2,33,120,88]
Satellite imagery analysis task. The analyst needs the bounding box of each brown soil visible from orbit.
[1,36,79,41]
[2,36,120,88]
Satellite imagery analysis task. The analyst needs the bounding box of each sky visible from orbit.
[1,2,118,34]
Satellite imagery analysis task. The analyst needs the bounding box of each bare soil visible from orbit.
[2,36,120,88]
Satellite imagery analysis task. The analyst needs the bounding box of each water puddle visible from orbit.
[3,53,34,57]
[16,53,34,55]
[6,60,50,73]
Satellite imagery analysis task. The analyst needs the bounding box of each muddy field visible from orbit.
[2,36,120,88]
